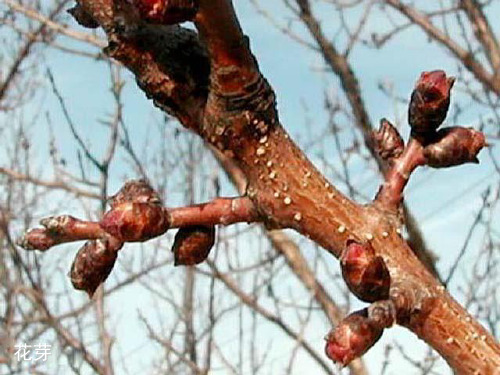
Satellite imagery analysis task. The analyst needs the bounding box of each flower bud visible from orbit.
[373,118,404,160]
[423,127,486,168]
[325,309,383,366]
[341,240,390,302]
[132,0,198,24]
[108,179,161,208]
[409,70,454,134]
[172,226,215,266]
[100,202,169,242]
[70,236,123,297]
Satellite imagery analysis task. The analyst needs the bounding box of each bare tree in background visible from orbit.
[0,1,499,374]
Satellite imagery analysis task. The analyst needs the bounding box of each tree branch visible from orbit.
[458,0,500,75]
[16,0,500,372]
[385,0,500,94]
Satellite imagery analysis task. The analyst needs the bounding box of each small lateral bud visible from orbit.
[409,70,455,134]
[132,0,198,24]
[70,236,123,297]
[423,127,486,168]
[325,309,383,366]
[373,118,404,160]
[172,226,215,266]
[341,240,390,302]
[100,202,169,242]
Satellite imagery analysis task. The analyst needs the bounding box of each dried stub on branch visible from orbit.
[340,240,391,302]
[325,309,384,367]
[67,4,99,28]
[408,70,455,135]
[100,179,169,242]
[132,0,199,24]
[373,118,404,161]
[423,127,486,168]
[70,236,123,297]
[172,225,215,266]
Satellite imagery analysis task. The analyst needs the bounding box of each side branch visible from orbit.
[375,71,485,212]
[169,196,258,228]
[375,138,425,210]
[20,188,258,250]
[18,180,259,295]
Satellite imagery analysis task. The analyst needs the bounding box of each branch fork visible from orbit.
[375,70,486,211]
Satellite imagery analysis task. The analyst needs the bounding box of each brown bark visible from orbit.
[212,149,369,375]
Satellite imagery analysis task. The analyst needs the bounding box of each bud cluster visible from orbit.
[17,180,172,296]
[329,242,393,365]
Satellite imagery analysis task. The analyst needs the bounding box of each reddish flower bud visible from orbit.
[70,236,123,297]
[373,118,404,160]
[172,226,215,266]
[409,70,455,134]
[132,0,198,24]
[325,309,383,366]
[423,127,486,168]
[341,240,390,302]
[108,179,161,208]
[100,202,169,242]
